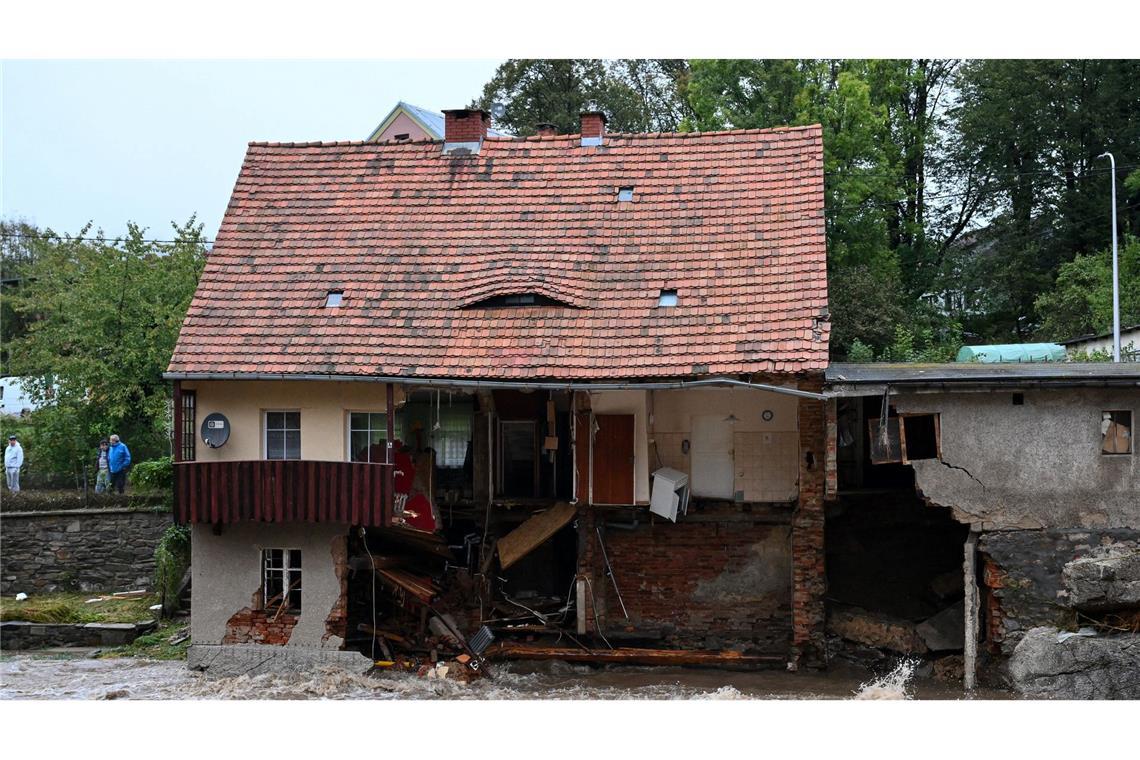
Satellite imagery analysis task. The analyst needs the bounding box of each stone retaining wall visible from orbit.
[1,509,173,595]
[0,620,156,650]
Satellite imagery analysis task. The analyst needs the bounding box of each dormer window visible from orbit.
[469,292,570,309]
[325,290,344,308]
[617,186,635,202]
[658,289,678,307]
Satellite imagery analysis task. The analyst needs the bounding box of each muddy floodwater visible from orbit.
[0,654,1014,700]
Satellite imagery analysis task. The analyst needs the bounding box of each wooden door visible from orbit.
[592,414,634,504]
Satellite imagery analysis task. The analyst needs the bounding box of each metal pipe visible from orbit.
[1097,152,1121,362]
[164,372,827,400]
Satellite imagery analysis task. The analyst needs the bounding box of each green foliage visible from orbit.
[474,59,690,136]
[130,456,173,492]
[1035,236,1140,342]
[846,339,875,363]
[3,218,206,479]
[0,592,157,624]
[154,524,191,616]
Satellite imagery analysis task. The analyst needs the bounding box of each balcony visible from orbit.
[174,460,394,528]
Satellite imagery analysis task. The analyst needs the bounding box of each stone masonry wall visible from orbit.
[1,509,172,594]
[979,528,1140,655]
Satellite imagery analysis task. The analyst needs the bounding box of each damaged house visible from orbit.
[825,362,1140,696]
[166,110,834,674]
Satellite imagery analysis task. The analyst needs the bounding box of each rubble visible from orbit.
[915,600,964,652]
[826,605,928,655]
[1063,550,1140,611]
[1008,626,1140,699]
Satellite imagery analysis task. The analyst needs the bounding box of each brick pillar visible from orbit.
[791,374,827,667]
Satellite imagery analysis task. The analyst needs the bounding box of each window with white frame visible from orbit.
[264,411,301,460]
[262,548,301,613]
[349,412,389,463]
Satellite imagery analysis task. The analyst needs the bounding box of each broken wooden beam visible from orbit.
[497,502,576,570]
[485,643,784,668]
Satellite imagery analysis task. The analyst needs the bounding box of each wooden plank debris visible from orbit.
[497,502,576,570]
[486,643,784,667]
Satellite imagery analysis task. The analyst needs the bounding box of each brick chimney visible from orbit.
[580,111,606,146]
[442,109,490,154]
[535,122,558,137]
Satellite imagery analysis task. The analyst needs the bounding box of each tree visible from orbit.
[4,218,207,478]
[474,59,690,136]
[1035,236,1140,342]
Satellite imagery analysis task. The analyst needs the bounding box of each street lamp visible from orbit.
[1096,152,1121,362]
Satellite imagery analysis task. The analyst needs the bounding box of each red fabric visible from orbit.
[170,127,828,379]
[402,493,437,532]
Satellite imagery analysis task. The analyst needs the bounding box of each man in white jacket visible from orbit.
[5,434,24,493]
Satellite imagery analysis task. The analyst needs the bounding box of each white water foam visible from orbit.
[853,658,918,700]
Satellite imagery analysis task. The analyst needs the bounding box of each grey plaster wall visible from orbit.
[894,388,1139,530]
[190,522,348,649]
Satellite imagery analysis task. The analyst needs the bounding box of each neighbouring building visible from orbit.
[167,110,833,673]
[366,101,506,142]
[1060,324,1140,361]
[825,362,1139,694]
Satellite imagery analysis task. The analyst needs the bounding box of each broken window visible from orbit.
[868,417,902,464]
[263,549,301,613]
[265,411,301,460]
[901,414,941,463]
[1101,410,1133,455]
[869,413,941,464]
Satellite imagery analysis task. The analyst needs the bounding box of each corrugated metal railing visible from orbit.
[174,460,393,527]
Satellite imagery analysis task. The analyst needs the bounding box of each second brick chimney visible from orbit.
[442,109,490,154]
[580,111,606,146]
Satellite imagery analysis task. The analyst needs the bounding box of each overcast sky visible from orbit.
[1,60,502,240]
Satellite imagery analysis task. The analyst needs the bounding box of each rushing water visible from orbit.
[0,653,1008,700]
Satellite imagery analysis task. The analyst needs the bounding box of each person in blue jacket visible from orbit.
[108,433,132,494]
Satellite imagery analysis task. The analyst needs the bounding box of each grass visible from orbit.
[0,592,159,624]
[97,620,190,660]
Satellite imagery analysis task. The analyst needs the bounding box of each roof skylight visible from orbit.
[658,289,678,307]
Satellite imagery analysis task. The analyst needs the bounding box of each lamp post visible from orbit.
[1096,152,1121,362]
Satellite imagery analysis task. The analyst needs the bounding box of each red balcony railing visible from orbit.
[174,460,393,527]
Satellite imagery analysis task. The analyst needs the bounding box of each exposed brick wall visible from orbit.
[584,505,792,652]
[792,374,827,666]
[223,607,299,646]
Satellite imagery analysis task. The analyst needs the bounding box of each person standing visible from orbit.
[108,434,131,494]
[95,438,111,494]
[5,434,24,493]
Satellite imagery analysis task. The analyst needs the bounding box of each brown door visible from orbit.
[592,414,634,504]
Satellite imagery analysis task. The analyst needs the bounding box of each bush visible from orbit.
[130,456,173,491]
[154,523,191,617]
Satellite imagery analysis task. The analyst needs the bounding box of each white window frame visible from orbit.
[262,548,302,613]
[346,410,390,463]
[263,410,301,460]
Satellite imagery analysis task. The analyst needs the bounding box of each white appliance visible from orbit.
[650,467,690,522]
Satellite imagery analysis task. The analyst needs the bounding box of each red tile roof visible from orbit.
[169,126,829,380]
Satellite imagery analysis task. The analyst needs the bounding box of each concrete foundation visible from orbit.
[187,644,373,676]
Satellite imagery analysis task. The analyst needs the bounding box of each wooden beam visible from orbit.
[497,501,577,570]
[486,643,784,668]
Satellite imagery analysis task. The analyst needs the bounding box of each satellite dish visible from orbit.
[201,413,231,448]
[490,102,506,120]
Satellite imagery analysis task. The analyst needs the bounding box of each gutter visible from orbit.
[162,372,827,400]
